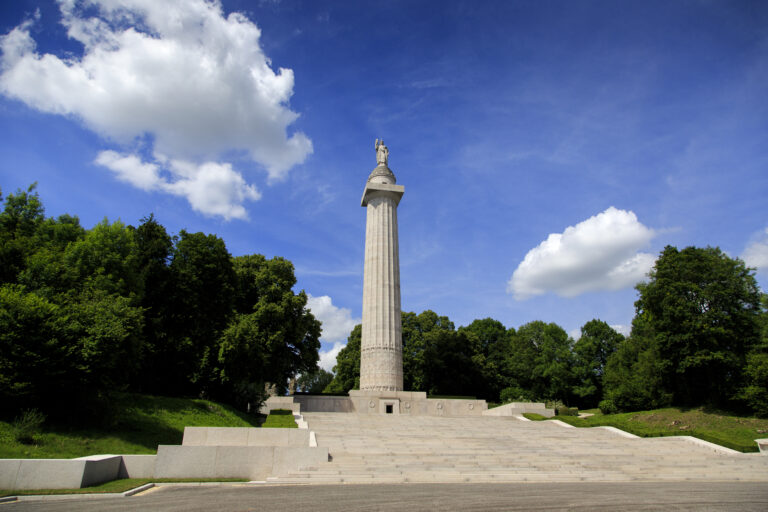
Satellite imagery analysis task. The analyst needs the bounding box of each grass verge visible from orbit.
[0,478,249,498]
[0,393,261,459]
[524,407,768,452]
[262,409,298,428]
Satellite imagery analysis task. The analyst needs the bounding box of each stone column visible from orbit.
[360,158,404,391]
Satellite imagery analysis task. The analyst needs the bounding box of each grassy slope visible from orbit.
[524,407,768,452]
[0,393,262,459]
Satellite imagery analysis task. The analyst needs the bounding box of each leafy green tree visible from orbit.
[572,320,623,408]
[297,368,334,394]
[166,230,236,395]
[635,246,761,406]
[739,294,768,416]
[602,316,671,412]
[131,214,174,392]
[218,254,320,398]
[324,324,361,393]
[423,329,481,396]
[508,321,574,402]
[0,184,45,285]
[402,310,455,391]
[64,218,139,298]
[18,214,86,297]
[0,285,71,411]
[458,318,512,401]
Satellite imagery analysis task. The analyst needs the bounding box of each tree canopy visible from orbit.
[0,186,320,419]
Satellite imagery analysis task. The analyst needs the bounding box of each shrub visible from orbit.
[13,409,46,444]
[500,386,536,403]
[556,406,578,416]
[598,399,618,415]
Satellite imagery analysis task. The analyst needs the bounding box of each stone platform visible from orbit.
[265,413,768,484]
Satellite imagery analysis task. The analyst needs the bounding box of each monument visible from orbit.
[267,140,494,416]
[359,139,405,391]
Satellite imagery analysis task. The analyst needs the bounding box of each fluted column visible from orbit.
[360,164,404,391]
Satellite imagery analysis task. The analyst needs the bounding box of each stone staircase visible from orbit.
[266,413,768,484]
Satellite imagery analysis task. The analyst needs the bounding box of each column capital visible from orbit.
[361,182,404,207]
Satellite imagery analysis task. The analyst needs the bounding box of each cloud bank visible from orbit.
[307,294,360,372]
[508,207,656,299]
[742,228,768,274]
[0,0,311,219]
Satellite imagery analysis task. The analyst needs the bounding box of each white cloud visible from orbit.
[96,150,260,220]
[307,294,360,373]
[307,294,359,343]
[508,207,656,299]
[0,0,311,218]
[742,228,768,274]
[318,342,345,373]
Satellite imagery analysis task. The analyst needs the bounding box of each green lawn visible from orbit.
[523,407,768,452]
[262,409,298,428]
[0,478,249,498]
[0,393,262,459]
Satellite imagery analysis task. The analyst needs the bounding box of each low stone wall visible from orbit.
[154,445,328,481]
[482,402,556,418]
[182,427,310,447]
[293,395,356,413]
[287,391,489,416]
[118,454,157,479]
[0,454,123,490]
[259,396,301,414]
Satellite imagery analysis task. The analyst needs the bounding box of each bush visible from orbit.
[500,386,536,403]
[598,399,618,415]
[556,406,578,416]
[13,409,46,444]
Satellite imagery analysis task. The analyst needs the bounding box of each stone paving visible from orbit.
[266,413,768,484]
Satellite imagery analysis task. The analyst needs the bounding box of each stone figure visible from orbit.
[375,139,389,166]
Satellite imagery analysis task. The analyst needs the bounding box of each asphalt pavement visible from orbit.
[4,481,768,511]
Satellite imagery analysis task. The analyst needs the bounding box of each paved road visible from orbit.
[5,482,768,511]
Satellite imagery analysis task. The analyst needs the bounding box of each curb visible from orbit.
[0,496,18,504]
[123,483,155,496]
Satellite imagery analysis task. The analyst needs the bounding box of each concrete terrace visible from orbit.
[267,413,768,484]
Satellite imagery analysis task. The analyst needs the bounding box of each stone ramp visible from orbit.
[266,413,768,484]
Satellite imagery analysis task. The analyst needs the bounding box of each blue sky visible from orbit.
[1,0,767,371]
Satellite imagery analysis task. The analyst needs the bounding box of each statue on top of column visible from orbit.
[375,139,389,166]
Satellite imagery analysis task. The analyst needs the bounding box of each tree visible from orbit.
[508,321,574,402]
[635,246,761,406]
[602,316,671,412]
[572,320,623,408]
[739,294,768,416]
[0,285,71,411]
[0,184,45,285]
[132,214,174,392]
[297,369,334,394]
[422,329,481,396]
[166,230,236,395]
[458,318,512,401]
[402,310,455,391]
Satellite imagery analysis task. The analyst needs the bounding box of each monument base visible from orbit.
[263,391,489,417]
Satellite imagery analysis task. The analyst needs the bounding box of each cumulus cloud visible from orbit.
[0,0,311,218]
[318,342,345,373]
[96,150,260,220]
[508,207,656,299]
[742,228,768,274]
[307,294,360,373]
[307,294,359,343]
